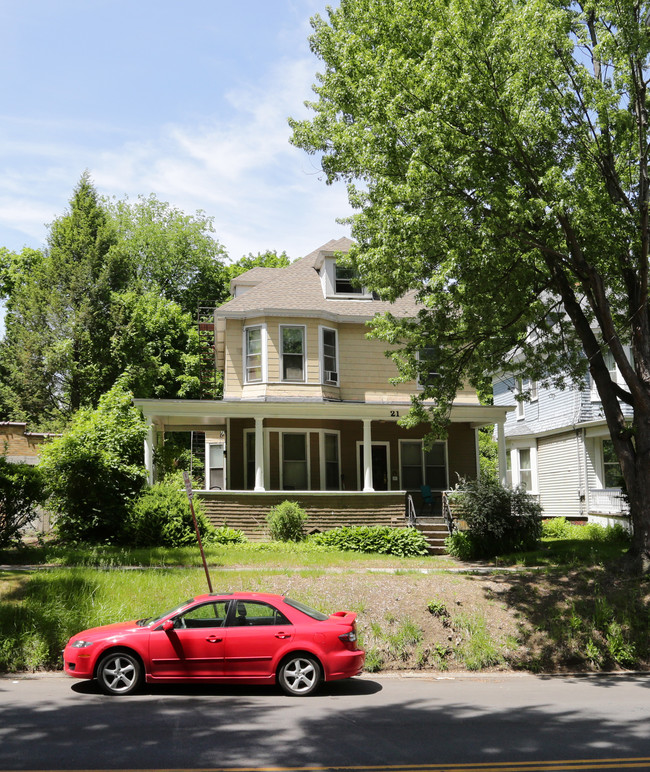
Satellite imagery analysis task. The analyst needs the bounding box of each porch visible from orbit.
[195,489,452,553]
[588,488,629,515]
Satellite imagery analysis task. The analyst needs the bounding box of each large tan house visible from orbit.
[135,238,509,533]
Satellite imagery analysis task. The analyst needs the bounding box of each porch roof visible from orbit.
[133,398,511,429]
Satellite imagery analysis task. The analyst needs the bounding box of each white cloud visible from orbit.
[0,28,352,262]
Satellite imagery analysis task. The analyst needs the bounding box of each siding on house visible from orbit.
[537,431,584,517]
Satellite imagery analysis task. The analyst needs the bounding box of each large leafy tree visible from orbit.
[291,0,650,562]
[105,194,230,314]
[1,177,229,426]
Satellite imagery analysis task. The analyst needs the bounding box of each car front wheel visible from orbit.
[97,651,143,696]
[278,654,322,696]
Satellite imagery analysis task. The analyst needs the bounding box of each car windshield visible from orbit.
[138,599,195,627]
[284,597,329,621]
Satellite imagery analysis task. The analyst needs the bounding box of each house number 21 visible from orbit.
[390,410,400,417]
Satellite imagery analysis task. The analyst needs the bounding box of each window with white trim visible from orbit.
[514,378,537,420]
[244,326,264,384]
[280,326,305,382]
[591,350,619,401]
[324,433,340,490]
[320,327,339,385]
[399,440,447,490]
[334,263,363,294]
[509,446,537,492]
[282,433,308,490]
[602,439,624,488]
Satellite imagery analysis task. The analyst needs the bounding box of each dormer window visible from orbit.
[335,264,363,294]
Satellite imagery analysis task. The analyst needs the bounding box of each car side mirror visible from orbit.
[162,619,175,632]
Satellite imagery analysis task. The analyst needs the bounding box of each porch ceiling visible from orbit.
[134,398,510,428]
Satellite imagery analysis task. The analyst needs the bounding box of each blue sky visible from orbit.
[0,0,350,263]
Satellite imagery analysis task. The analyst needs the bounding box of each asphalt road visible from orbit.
[2,671,650,771]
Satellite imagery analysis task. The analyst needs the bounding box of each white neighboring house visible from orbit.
[492,353,631,526]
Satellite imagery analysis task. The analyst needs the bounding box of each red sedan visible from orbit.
[63,591,365,697]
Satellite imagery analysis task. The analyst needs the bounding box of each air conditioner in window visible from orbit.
[324,370,338,383]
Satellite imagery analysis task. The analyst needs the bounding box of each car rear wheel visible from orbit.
[97,651,143,696]
[278,654,322,696]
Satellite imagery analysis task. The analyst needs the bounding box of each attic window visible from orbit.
[335,264,363,294]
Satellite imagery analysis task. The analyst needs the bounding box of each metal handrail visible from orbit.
[405,493,417,527]
[441,491,455,534]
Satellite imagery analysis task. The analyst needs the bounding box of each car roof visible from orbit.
[191,591,286,604]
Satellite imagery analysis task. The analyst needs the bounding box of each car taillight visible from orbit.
[338,628,358,649]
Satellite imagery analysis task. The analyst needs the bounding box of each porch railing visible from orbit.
[441,492,455,534]
[589,488,629,514]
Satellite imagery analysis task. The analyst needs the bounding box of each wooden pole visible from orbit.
[183,470,213,593]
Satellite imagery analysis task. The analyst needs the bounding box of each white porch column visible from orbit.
[362,418,374,492]
[144,422,156,486]
[497,420,507,486]
[254,416,265,492]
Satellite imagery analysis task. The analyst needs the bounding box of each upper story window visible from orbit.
[417,347,439,389]
[320,256,373,299]
[244,325,265,384]
[281,326,305,382]
[320,327,339,385]
[335,264,363,294]
[515,377,537,420]
[591,349,622,401]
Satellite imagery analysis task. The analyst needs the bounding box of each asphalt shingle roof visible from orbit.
[219,238,419,320]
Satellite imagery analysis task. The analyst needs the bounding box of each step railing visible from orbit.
[441,491,455,534]
[405,493,417,527]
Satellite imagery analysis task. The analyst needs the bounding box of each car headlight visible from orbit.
[71,640,93,649]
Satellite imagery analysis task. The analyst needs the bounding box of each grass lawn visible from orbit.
[1,525,646,676]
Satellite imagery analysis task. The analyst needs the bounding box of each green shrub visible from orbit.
[312,525,428,557]
[128,475,216,547]
[445,531,475,561]
[212,525,247,544]
[542,517,571,538]
[0,458,46,547]
[266,500,308,542]
[40,384,147,544]
[449,478,542,559]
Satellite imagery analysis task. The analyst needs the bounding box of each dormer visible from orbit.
[314,250,374,300]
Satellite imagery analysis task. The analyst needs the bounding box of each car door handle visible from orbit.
[206,636,223,643]
[275,632,291,639]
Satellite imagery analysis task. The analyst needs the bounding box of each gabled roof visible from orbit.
[218,238,419,321]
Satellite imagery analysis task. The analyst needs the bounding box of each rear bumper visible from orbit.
[325,649,366,681]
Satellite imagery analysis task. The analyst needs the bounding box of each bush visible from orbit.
[445,531,474,561]
[212,525,248,544]
[0,458,46,547]
[266,500,308,542]
[40,384,147,544]
[542,516,571,538]
[450,478,542,559]
[312,525,429,557]
[128,475,216,547]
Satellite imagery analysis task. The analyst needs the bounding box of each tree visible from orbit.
[227,250,292,282]
[105,194,229,314]
[39,383,148,544]
[0,458,46,547]
[0,178,231,426]
[1,173,119,425]
[291,0,650,563]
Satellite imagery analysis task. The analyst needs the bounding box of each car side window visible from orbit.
[226,601,291,627]
[176,601,229,629]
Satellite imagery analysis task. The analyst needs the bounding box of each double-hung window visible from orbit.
[320,327,338,385]
[400,441,447,490]
[245,326,264,383]
[334,264,362,294]
[281,326,305,382]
